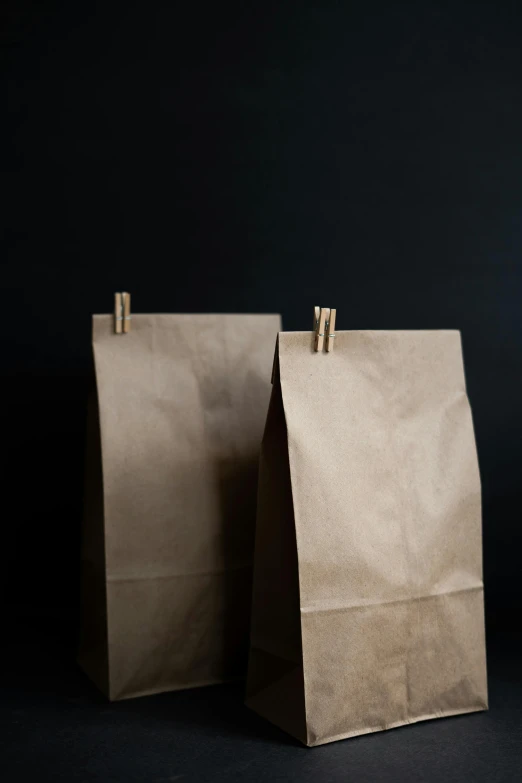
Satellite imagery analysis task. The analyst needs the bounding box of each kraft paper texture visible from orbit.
[78,313,281,700]
[247,330,488,746]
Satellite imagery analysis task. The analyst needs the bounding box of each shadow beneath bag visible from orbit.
[108,680,300,746]
[1,635,300,750]
[216,453,260,683]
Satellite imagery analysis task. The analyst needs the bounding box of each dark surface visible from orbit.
[3,2,522,780]
[3,632,522,782]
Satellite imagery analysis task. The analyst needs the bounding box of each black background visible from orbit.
[3,2,522,780]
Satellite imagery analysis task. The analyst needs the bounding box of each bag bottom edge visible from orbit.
[307,703,489,747]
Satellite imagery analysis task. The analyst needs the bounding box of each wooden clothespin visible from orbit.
[313,306,329,352]
[325,308,336,352]
[114,293,123,334]
[114,292,131,334]
[313,306,336,352]
[122,292,131,333]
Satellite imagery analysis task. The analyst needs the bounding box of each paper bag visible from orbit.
[246,329,488,746]
[78,312,281,700]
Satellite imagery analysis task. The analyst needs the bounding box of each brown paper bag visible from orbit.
[246,328,488,746]
[78,312,281,700]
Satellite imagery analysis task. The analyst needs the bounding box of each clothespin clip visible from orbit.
[325,308,336,352]
[313,306,329,352]
[122,292,131,333]
[114,292,131,334]
[313,306,336,352]
[114,293,123,334]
